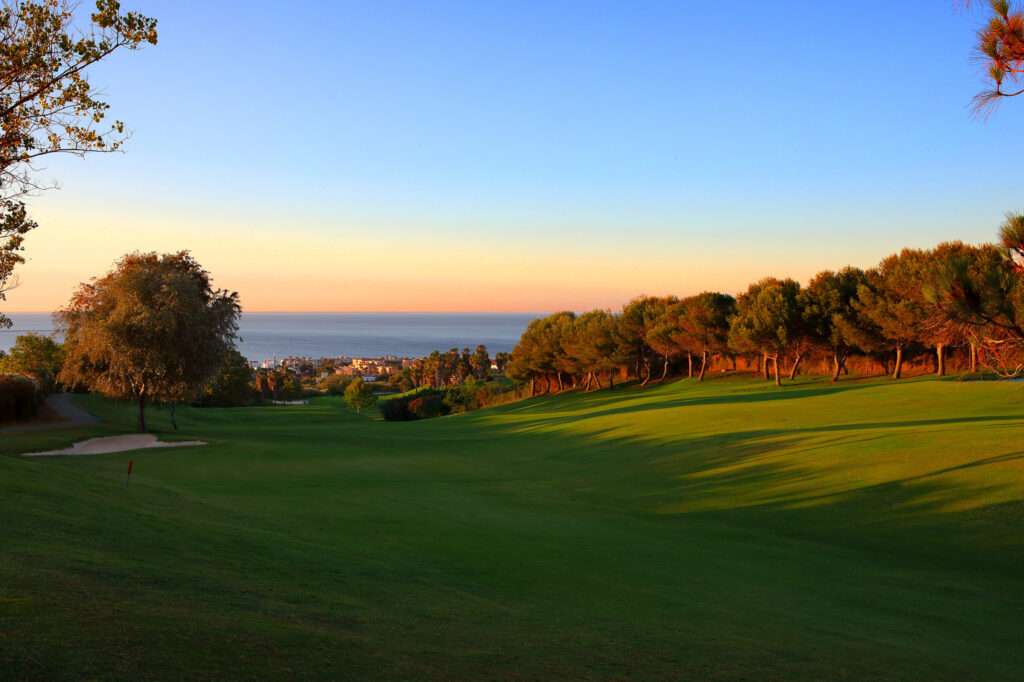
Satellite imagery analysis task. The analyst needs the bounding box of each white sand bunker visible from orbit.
[22,434,206,456]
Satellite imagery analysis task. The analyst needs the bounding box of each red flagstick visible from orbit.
[125,459,133,486]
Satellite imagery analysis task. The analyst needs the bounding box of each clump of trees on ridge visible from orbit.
[506,228,1024,394]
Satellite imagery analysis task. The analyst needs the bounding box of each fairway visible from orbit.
[2,376,1024,679]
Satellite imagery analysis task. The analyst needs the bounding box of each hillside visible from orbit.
[2,375,1023,680]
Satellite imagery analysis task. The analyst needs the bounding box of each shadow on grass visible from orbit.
[497,376,887,424]
[474,406,1024,576]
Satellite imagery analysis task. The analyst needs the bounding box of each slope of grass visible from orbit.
[2,375,1023,679]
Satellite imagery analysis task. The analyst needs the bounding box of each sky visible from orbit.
[5,0,1024,312]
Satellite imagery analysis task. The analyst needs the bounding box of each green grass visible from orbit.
[2,375,1024,679]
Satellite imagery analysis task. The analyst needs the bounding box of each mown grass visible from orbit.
[2,375,1023,679]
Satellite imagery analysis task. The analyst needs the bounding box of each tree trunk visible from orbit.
[936,343,945,377]
[640,359,652,387]
[583,372,593,392]
[530,377,535,397]
[687,352,693,378]
[593,372,603,390]
[698,351,708,381]
[970,342,977,372]
[831,353,842,383]
[661,357,670,381]
[773,355,782,387]
[762,353,770,380]
[557,372,564,391]
[171,403,178,430]
[137,396,146,433]
[893,346,904,379]
[608,373,614,390]
[788,352,803,381]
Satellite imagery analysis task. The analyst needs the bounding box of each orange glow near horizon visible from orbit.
[3,203,884,314]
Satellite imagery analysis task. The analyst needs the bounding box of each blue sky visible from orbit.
[9,0,1024,311]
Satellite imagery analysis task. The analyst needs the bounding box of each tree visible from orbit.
[967,0,1024,117]
[926,233,1024,375]
[561,310,619,390]
[508,312,575,394]
[729,279,776,381]
[200,349,253,407]
[0,331,62,389]
[493,351,511,373]
[800,268,865,382]
[728,278,803,386]
[676,292,736,381]
[470,344,490,380]
[0,1,158,325]
[998,211,1024,270]
[853,250,929,379]
[617,296,664,385]
[344,377,377,413]
[269,369,286,400]
[643,298,687,381]
[57,251,239,432]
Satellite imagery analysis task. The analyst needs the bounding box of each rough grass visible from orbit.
[1,375,1023,680]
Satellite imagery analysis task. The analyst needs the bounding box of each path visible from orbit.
[1,393,99,434]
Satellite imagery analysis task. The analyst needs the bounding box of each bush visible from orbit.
[377,380,524,422]
[322,374,353,396]
[378,396,413,421]
[0,373,43,422]
[408,393,444,419]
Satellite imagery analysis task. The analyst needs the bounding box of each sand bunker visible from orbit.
[22,434,206,456]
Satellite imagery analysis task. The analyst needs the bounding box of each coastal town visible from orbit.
[244,346,510,397]
[249,355,415,382]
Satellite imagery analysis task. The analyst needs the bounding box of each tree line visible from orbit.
[506,223,1024,393]
[400,346,511,389]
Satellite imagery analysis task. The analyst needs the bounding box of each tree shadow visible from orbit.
[470,405,1024,577]
[499,377,889,424]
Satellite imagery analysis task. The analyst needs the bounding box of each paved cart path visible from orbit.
[2,393,99,433]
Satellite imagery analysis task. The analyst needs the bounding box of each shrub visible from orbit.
[408,393,443,419]
[323,374,353,396]
[378,380,524,421]
[0,373,43,422]
[378,396,413,421]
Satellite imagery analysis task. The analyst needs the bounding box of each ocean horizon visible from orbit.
[0,312,541,362]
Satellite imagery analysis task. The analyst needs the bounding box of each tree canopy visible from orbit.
[344,377,377,413]
[0,331,62,389]
[968,0,1024,116]
[57,251,239,432]
[0,0,157,325]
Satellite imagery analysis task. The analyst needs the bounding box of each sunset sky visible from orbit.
[6,0,1024,313]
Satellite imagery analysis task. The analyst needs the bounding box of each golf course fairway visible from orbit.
[2,375,1023,679]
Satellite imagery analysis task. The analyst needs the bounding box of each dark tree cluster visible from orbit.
[404,345,498,389]
[507,234,1024,393]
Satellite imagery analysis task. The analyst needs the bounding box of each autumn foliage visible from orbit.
[57,251,239,432]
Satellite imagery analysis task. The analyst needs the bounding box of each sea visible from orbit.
[0,312,540,363]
